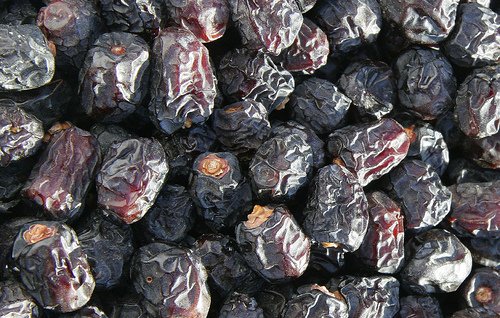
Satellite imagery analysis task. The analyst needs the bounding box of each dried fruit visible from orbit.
[236,205,311,282]
[96,138,168,224]
[148,27,216,135]
[327,118,410,186]
[12,221,95,312]
[131,243,211,318]
[0,279,40,317]
[303,163,368,252]
[99,0,163,35]
[461,268,499,314]
[23,123,101,221]
[218,292,264,318]
[406,124,449,176]
[229,0,303,55]
[397,296,443,318]
[0,24,55,91]
[282,284,348,318]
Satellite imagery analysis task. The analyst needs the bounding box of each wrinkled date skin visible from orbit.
[443,3,500,68]
[461,268,500,314]
[401,229,472,294]
[303,163,368,252]
[338,276,400,318]
[100,0,163,35]
[131,243,211,318]
[190,152,253,230]
[194,234,263,297]
[327,118,410,186]
[395,48,457,120]
[229,0,303,55]
[249,133,313,201]
[0,105,44,167]
[75,212,134,290]
[79,32,150,123]
[380,0,459,44]
[288,77,351,135]
[466,132,500,169]
[407,124,449,176]
[0,24,55,91]
[149,27,216,135]
[23,124,101,221]
[281,17,329,75]
[218,48,295,112]
[397,296,443,318]
[455,65,499,139]
[355,191,405,274]
[313,0,382,57]
[11,221,95,313]
[218,292,264,318]
[236,205,311,282]
[37,0,104,68]
[282,284,348,318]
[96,138,168,224]
[211,100,271,155]
[165,0,230,43]
[0,279,40,317]
[448,181,500,238]
[388,159,452,232]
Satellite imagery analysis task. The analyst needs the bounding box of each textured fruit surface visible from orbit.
[328,118,410,186]
[236,205,311,282]
[397,296,443,318]
[96,138,168,224]
[79,32,150,122]
[218,292,264,318]
[229,0,303,55]
[406,124,449,176]
[380,0,459,44]
[218,48,294,112]
[0,279,40,317]
[23,124,101,221]
[461,267,499,314]
[0,105,43,167]
[149,27,216,135]
[100,0,162,35]
[401,229,472,294]
[131,243,211,318]
[303,163,368,252]
[0,24,55,91]
[355,191,404,274]
[282,284,348,318]
[12,221,95,312]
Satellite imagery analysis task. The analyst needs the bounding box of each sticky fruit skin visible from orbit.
[148,27,216,135]
[0,279,40,317]
[235,205,311,282]
[327,118,410,186]
[96,138,168,224]
[22,124,101,222]
[461,268,500,314]
[99,0,163,35]
[282,284,349,318]
[218,292,264,318]
[130,243,211,318]
[11,221,95,313]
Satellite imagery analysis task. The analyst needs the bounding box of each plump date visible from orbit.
[218,48,295,112]
[190,152,252,230]
[455,64,499,139]
[0,105,43,167]
[461,267,499,314]
[0,24,55,91]
[99,0,163,35]
[12,221,95,312]
[236,205,311,282]
[165,0,229,43]
[131,243,211,318]
[327,118,410,186]
[447,181,500,238]
[96,138,168,224]
[387,159,452,232]
[280,18,329,75]
[23,123,101,221]
[354,191,404,274]
[400,229,472,294]
[229,0,303,55]
[303,163,368,252]
[79,32,150,123]
[148,27,216,135]
[406,124,450,176]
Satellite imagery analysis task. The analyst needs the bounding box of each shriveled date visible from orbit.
[149,27,216,135]
[96,138,168,224]
[22,123,101,221]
